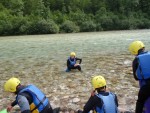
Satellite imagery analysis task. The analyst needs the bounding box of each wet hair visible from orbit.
[96,86,106,93]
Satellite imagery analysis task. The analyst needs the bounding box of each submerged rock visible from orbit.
[72,98,80,103]
[124,60,132,66]
[0,54,137,112]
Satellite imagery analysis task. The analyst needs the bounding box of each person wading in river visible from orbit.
[129,41,150,113]
[4,77,53,113]
[78,75,119,113]
[66,52,82,72]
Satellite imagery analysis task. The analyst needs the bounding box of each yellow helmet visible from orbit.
[129,41,145,55]
[91,75,106,89]
[4,77,20,92]
[70,52,76,57]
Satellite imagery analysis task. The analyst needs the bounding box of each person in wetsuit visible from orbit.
[129,41,150,113]
[66,52,82,72]
[4,77,53,113]
[78,75,119,113]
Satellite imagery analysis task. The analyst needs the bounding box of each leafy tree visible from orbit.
[139,0,150,15]
[27,19,59,34]
[0,11,13,35]
[23,0,45,16]
[60,20,79,33]
[80,20,96,32]
[0,0,24,15]
[0,0,150,35]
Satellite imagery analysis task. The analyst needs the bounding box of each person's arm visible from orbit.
[76,58,82,64]
[7,100,17,112]
[82,96,95,113]
[17,95,31,113]
[11,100,17,107]
[82,95,102,113]
[132,58,139,80]
[67,59,71,68]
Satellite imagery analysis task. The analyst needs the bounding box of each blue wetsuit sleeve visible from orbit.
[17,95,31,113]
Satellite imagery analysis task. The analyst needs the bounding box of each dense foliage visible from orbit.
[0,0,150,35]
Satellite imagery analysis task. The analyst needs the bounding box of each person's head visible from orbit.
[91,75,106,93]
[4,77,21,94]
[70,52,76,59]
[129,41,145,56]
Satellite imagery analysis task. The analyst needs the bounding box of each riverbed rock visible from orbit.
[124,60,132,66]
[0,54,137,112]
[72,98,80,103]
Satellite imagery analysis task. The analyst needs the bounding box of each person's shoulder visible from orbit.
[17,94,27,101]
[18,90,32,98]
[92,94,102,102]
[108,92,117,97]
[92,94,103,103]
[133,57,138,63]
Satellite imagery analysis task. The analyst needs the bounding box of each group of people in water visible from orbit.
[3,40,150,113]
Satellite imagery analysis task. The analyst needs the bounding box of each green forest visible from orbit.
[0,0,150,35]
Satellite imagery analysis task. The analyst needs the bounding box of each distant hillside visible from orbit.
[0,0,150,36]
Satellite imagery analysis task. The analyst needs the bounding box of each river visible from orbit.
[0,29,150,112]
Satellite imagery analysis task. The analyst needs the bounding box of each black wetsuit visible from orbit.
[132,52,150,113]
[67,57,82,71]
[11,86,53,113]
[80,91,118,113]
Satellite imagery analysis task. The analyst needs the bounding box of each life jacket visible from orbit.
[136,52,150,113]
[95,92,118,113]
[16,85,49,113]
[136,52,150,80]
[68,57,76,66]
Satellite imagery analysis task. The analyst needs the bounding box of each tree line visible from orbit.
[0,0,150,36]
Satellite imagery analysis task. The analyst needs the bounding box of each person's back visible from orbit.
[78,75,118,113]
[16,84,52,113]
[136,52,150,80]
[4,77,53,113]
[95,92,118,113]
[129,41,150,113]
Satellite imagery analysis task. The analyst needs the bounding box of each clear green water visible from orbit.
[0,30,150,112]
[0,29,150,60]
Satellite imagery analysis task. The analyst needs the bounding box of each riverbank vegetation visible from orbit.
[0,0,150,35]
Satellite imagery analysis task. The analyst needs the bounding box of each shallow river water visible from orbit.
[0,29,150,112]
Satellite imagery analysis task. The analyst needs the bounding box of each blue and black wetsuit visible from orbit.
[11,85,53,113]
[132,51,150,113]
[67,57,82,71]
[80,91,118,113]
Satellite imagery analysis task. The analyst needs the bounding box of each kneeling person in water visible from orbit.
[66,52,82,72]
[78,75,119,113]
[4,77,53,113]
